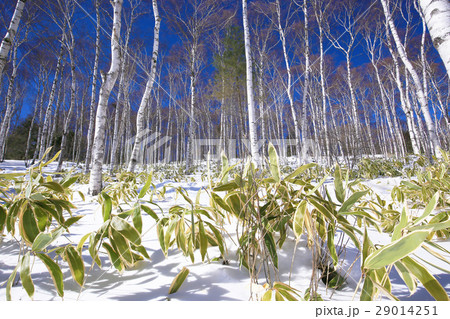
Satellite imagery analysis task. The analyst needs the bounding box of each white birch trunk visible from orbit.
[0,0,26,79]
[381,0,441,157]
[301,0,310,147]
[185,45,196,171]
[84,0,101,174]
[39,41,65,160]
[0,42,19,161]
[89,0,123,195]
[419,0,450,77]
[128,0,160,172]
[275,0,301,164]
[242,0,259,164]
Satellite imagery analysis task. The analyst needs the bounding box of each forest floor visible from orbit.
[0,159,449,302]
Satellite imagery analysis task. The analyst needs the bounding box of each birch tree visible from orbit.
[89,0,123,195]
[274,0,301,164]
[128,0,160,172]
[84,0,101,174]
[418,0,450,77]
[242,0,259,164]
[380,0,441,157]
[0,0,26,84]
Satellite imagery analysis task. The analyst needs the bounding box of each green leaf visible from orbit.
[409,220,450,233]
[20,252,35,299]
[402,256,449,301]
[132,206,142,233]
[77,232,92,254]
[306,173,329,196]
[392,207,408,242]
[274,291,284,301]
[138,171,153,199]
[327,224,338,266]
[109,227,133,265]
[31,232,53,252]
[64,215,84,228]
[0,206,7,233]
[261,290,273,301]
[111,216,141,245]
[284,163,317,182]
[41,150,61,168]
[177,187,193,206]
[36,253,64,297]
[132,244,151,260]
[211,192,231,212]
[6,264,19,301]
[157,220,166,256]
[198,220,208,261]
[101,192,112,222]
[65,245,85,286]
[141,205,159,221]
[19,206,40,244]
[293,200,306,239]
[268,142,281,182]
[102,242,124,272]
[360,271,374,301]
[213,181,240,192]
[89,232,102,268]
[41,182,65,193]
[394,261,417,294]
[168,267,190,294]
[264,232,278,269]
[400,180,421,190]
[164,218,177,253]
[0,172,25,179]
[220,151,229,183]
[413,192,439,226]
[205,221,225,256]
[364,230,430,269]
[61,176,79,188]
[334,165,345,203]
[338,190,369,214]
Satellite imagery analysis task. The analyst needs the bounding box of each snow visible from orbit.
[1,159,449,304]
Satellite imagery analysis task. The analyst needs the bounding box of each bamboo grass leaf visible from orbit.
[101,192,112,222]
[364,230,430,269]
[111,216,141,245]
[64,245,85,287]
[36,253,64,297]
[402,256,449,301]
[293,200,306,239]
[268,142,281,182]
[20,252,35,299]
[6,264,19,301]
[168,267,190,294]
[138,172,153,199]
[338,190,369,214]
[102,242,124,272]
[413,192,439,226]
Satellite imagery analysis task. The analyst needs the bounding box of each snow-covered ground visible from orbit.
[1,159,449,303]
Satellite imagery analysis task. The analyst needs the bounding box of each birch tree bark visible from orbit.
[111,0,143,172]
[274,0,301,165]
[56,0,76,172]
[38,38,65,160]
[380,0,441,157]
[89,0,123,195]
[0,0,26,83]
[0,19,31,161]
[419,0,450,77]
[312,0,331,162]
[84,0,101,174]
[128,0,160,172]
[242,0,260,164]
